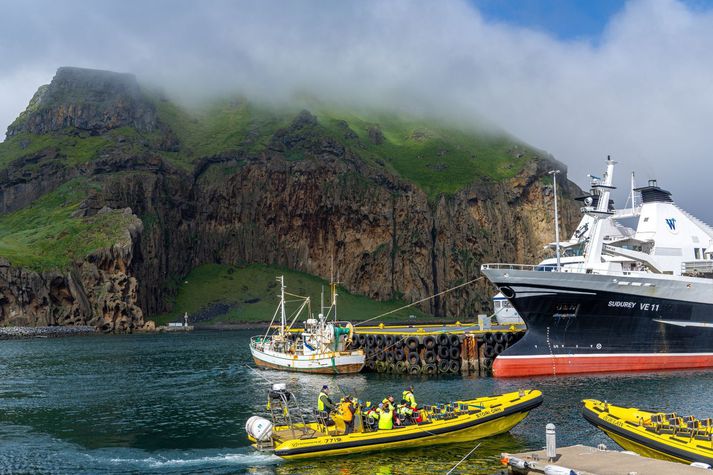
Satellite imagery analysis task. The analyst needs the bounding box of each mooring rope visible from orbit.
[446,442,481,474]
[354,276,484,327]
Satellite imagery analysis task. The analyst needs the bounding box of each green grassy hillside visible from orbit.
[154,263,436,325]
[0,179,136,270]
[149,96,538,197]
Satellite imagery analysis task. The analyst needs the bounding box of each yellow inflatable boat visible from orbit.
[247,385,542,460]
[582,399,713,466]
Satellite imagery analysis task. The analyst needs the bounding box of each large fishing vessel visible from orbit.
[249,276,365,374]
[482,157,713,377]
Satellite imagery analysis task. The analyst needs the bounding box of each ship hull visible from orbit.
[481,267,713,377]
[250,345,365,374]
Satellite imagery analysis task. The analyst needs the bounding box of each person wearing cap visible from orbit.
[402,385,417,408]
[318,385,335,413]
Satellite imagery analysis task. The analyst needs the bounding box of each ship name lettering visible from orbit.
[608,300,635,308]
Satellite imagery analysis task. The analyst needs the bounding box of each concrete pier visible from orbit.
[503,444,708,475]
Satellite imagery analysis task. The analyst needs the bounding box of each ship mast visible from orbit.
[583,157,617,272]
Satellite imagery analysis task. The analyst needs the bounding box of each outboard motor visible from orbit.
[245,415,273,442]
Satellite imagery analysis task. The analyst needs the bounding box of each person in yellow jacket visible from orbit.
[317,385,335,413]
[338,397,355,434]
[377,403,393,430]
[402,385,417,408]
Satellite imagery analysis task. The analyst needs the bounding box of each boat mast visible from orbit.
[279,275,286,336]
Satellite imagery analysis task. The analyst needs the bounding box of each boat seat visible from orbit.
[701,418,713,429]
[675,428,693,438]
[695,433,712,441]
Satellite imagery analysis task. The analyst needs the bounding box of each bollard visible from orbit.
[546,423,556,460]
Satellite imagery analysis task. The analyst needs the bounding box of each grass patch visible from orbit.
[0,179,136,271]
[153,263,434,325]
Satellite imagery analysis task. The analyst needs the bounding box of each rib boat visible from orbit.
[482,157,713,377]
[249,276,364,374]
[582,399,713,466]
[246,384,543,460]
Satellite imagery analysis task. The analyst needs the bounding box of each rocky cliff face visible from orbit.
[0,211,146,331]
[6,66,157,137]
[0,67,583,327]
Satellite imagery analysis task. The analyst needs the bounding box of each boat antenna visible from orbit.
[631,171,636,209]
[548,169,561,271]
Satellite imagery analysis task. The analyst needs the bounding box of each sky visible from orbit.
[2,0,713,222]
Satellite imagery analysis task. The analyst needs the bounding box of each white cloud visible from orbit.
[1,0,713,220]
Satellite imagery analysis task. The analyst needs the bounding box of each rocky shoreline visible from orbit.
[0,326,97,339]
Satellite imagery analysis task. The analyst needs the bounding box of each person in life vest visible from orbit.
[318,385,335,412]
[403,385,417,408]
[363,401,379,431]
[377,403,393,430]
[381,395,401,426]
[338,396,356,434]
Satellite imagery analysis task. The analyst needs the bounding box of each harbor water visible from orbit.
[1,330,712,474]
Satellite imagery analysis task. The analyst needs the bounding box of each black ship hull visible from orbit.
[481,266,713,377]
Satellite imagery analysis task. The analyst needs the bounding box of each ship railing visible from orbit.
[682,261,713,277]
[481,263,539,271]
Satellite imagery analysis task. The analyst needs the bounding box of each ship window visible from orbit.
[643,217,649,222]
[494,301,501,309]
[695,248,701,259]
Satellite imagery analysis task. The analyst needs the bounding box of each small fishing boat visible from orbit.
[246,384,543,460]
[582,399,713,467]
[249,276,365,374]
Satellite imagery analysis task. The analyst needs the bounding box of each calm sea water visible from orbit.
[1,330,712,474]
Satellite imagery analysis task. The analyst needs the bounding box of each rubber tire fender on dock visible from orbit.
[449,346,461,360]
[448,360,461,373]
[449,335,460,347]
[376,334,385,347]
[385,334,395,347]
[407,352,420,365]
[438,359,450,373]
[366,360,376,370]
[375,361,387,372]
[438,345,450,359]
[482,357,493,370]
[395,361,408,373]
[423,363,437,375]
[394,349,405,362]
[366,335,376,348]
[505,333,514,343]
[385,351,395,363]
[424,350,437,364]
[377,349,386,361]
[423,336,436,350]
[437,333,450,347]
[483,345,495,358]
[484,332,493,344]
[494,332,505,344]
[394,337,405,349]
[406,336,420,351]
[494,343,505,355]
[408,364,421,375]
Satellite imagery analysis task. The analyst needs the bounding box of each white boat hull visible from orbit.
[250,345,365,374]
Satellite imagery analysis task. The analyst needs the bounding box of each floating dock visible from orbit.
[502,444,708,475]
[350,321,526,375]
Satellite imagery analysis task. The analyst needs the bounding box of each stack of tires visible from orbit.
[479,331,518,372]
[423,333,461,374]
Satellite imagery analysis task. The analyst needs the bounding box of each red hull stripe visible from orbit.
[493,353,713,377]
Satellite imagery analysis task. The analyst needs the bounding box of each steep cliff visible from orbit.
[0,67,583,328]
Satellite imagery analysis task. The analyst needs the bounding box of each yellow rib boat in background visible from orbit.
[582,399,713,467]
[248,388,542,460]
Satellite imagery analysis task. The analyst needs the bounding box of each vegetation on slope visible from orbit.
[154,263,435,325]
[0,179,135,270]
